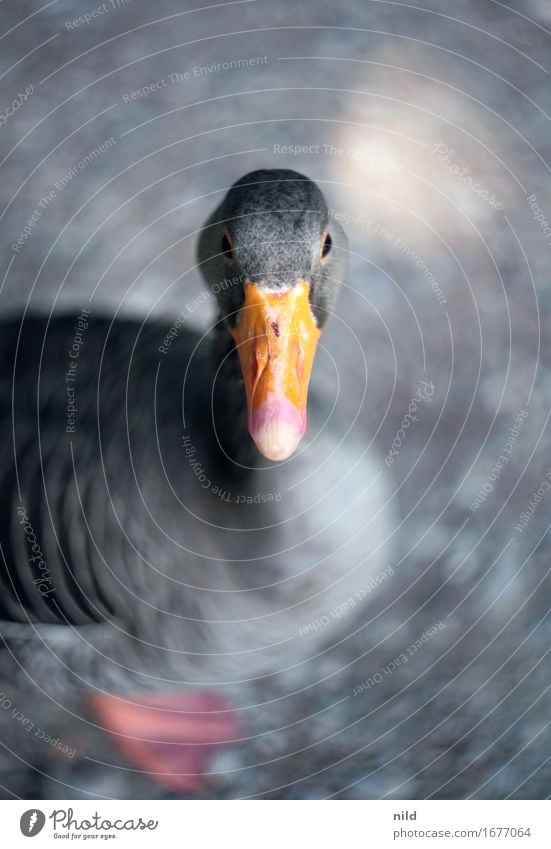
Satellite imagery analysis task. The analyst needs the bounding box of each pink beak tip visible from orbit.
[249,399,306,461]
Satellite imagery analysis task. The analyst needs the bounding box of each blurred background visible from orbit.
[0,0,550,798]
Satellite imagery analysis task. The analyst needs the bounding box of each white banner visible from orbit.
[2,800,550,848]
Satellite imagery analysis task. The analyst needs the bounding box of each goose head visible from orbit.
[199,168,347,462]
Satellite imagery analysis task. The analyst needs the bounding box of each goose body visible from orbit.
[0,170,394,794]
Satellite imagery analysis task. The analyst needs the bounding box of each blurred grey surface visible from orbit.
[0,0,550,798]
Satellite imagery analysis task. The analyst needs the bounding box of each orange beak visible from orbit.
[230,280,320,461]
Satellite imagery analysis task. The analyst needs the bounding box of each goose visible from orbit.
[0,169,394,797]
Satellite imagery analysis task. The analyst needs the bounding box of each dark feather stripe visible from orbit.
[14,428,81,623]
[1,318,122,624]
[0,449,31,619]
[7,433,57,622]
[72,454,117,620]
[0,315,200,628]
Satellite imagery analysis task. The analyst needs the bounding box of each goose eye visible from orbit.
[321,232,332,259]
[221,231,234,260]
